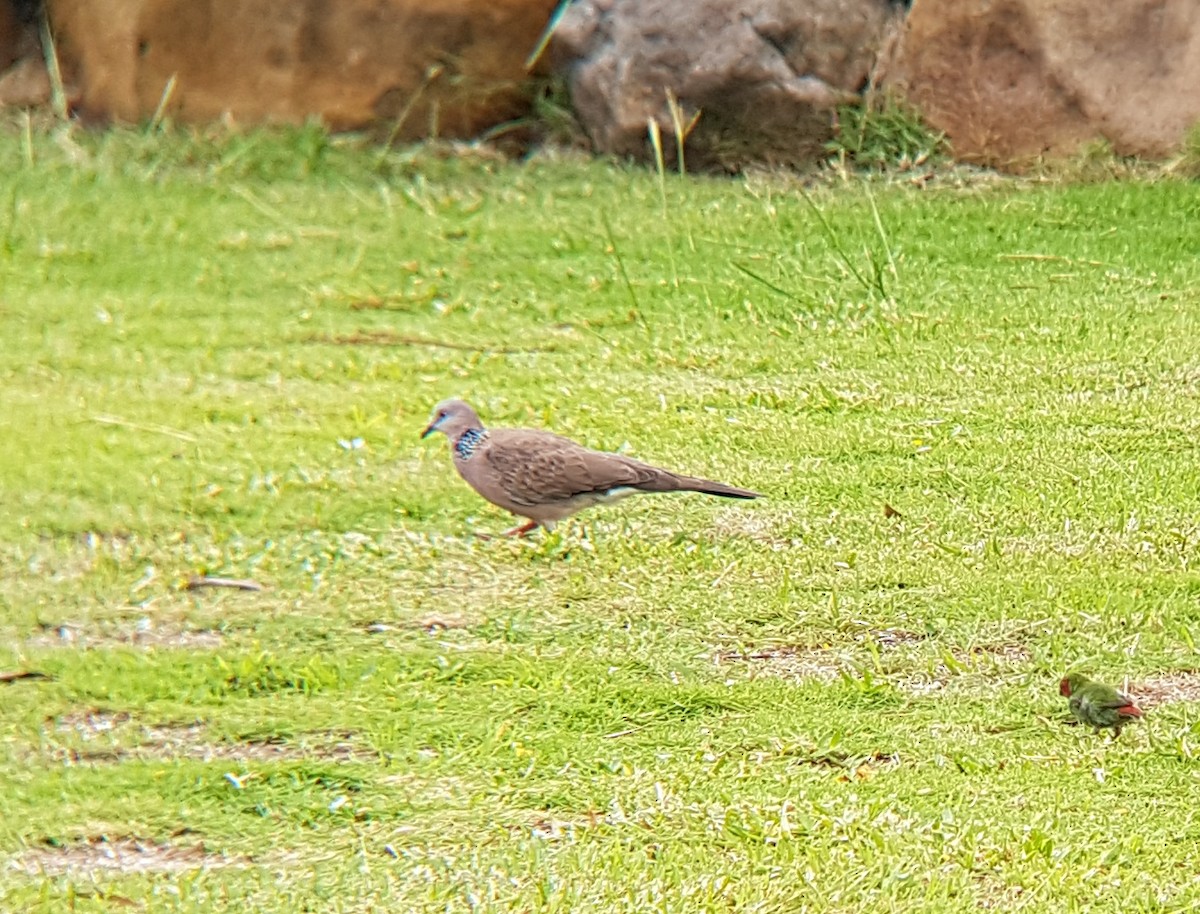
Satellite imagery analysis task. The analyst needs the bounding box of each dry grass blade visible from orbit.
[524,0,573,71]
[90,414,199,443]
[309,330,552,354]
[38,11,69,121]
[0,670,54,684]
[184,576,265,592]
[664,89,701,177]
[647,118,680,289]
[148,74,178,133]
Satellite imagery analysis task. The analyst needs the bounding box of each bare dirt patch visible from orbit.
[965,642,1032,663]
[13,837,243,876]
[752,739,902,775]
[54,709,135,737]
[47,710,367,764]
[1131,671,1200,707]
[28,621,224,651]
[861,628,926,649]
[360,612,474,636]
[712,507,809,549]
[974,873,1029,910]
[894,641,1033,696]
[714,645,846,682]
[716,632,1032,693]
[508,815,604,842]
[404,612,473,634]
[179,732,365,763]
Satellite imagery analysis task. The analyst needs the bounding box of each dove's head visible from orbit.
[421,399,484,440]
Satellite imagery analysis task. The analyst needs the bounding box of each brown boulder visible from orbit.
[888,0,1200,166]
[0,55,50,108]
[0,1,50,111]
[47,0,559,135]
[552,0,904,171]
[0,2,18,73]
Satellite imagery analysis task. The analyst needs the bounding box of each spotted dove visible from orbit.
[421,399,761,536]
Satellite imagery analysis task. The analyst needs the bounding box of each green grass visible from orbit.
[827,92,946,171]
[3,121,1200,912]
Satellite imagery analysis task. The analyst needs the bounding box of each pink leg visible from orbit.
[501,519,540,538]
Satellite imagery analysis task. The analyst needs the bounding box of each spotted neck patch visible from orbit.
[454,427,489,461]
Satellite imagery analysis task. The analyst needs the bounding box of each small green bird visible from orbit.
[1059,672,1144,737]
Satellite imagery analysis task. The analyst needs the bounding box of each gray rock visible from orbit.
[552,0,904,170]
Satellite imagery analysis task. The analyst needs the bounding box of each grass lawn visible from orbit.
[2,122,1200,912]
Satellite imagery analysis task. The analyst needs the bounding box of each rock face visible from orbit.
[11,0,1194,168]
[0,2,18,73]
[551,0,904,170]
[887,0,1200,165]
[0,55,50,109]
[0,0,49,110]
[46,0,559,136]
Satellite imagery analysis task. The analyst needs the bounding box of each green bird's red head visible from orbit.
[1060,672,1090,697]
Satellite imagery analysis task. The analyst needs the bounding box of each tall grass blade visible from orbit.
[148,74,178,134]
[601,210,640,313]
[525,0,573,71]
[39,11,69,121]
[648,119,680,290]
